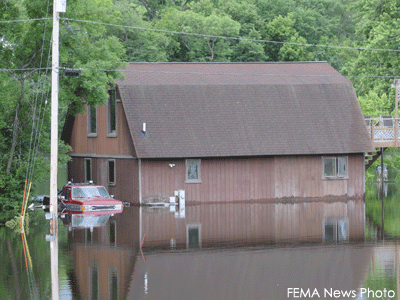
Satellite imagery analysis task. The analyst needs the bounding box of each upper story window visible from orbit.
[186,159,201,183]
[87,105,97,137]
[107,89,117,137]
[322,156,347,179]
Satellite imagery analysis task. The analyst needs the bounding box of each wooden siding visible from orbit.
[70,102,135,157]
[141,199,365,249]
[69,157,139,204]
[274,155,364,199]
[141,154,365,203]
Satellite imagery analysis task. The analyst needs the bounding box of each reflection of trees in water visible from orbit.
[0,210,51,299]
[366,183,400,238]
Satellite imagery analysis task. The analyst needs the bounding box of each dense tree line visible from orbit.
[1,0,400,218]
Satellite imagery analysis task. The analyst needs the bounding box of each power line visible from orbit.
[61,17,400,53]
[0,18,51,24]
[0,68,50,72]
[0,17,398,53]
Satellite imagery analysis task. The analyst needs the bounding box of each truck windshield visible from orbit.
[72,186,110,198]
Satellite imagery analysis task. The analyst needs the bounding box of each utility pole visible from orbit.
[50,0,60,236]
[49,0,66,299]
[392,79,400,146]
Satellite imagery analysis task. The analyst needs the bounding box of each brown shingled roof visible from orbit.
[116,62,375,158]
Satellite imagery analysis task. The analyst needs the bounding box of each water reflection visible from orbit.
[60,209,131,300]
[140,199,365,250]
[4,197,400,299]
[130,200,370,299]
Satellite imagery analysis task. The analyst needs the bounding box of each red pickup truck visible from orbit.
[43,182,123,213]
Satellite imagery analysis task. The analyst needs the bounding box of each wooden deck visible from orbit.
[366,117,400,148]
[364,117,399,170]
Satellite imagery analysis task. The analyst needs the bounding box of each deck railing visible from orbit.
[365,116,400,148]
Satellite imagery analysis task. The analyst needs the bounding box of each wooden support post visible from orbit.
[397,243,400,299]
[371,119,375,146]
[392,79,399,147]
[381,147,384,239]
[396,80,399,147]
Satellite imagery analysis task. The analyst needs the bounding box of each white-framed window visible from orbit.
[322,156,347,179]
[87,105,97,137]
[186,159,201,183]
[107,89,117,137]
[323,218,348,243]
[186,223,202,249]
[108,159,116,186]
[85,158,92,182]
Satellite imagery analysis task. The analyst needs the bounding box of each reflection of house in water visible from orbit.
[141,199,366,249]
[128,199,371,299]
[65,199,374,299]
[63,208,139,300]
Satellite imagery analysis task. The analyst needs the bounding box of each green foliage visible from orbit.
[343,0,400,98]
[157,7,241,61]
[0,0,125,221]
[358,91,393,117]
[264,13,311,61]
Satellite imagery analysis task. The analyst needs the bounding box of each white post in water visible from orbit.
[50,0,65,299]
[50,0,60,235]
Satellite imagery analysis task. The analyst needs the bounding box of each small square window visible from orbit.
[186,159,201,183]
[322,156,347,179]
[324,219,348,243]
[186,224,202,249]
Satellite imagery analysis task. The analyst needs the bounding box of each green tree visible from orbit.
[112,0,170,62]
[264,13,311,61]
[0,0,125,217]
[157,7,240,61]
[342,0,400,98]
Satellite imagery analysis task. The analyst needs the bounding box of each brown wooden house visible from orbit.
[65,62,375,204]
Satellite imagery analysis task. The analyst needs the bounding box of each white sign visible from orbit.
[56,0,66,13]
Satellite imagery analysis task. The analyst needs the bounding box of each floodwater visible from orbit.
[1,186,400,299]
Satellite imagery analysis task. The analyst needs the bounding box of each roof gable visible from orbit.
[117,62,374,158]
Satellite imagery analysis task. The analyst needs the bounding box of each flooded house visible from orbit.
[64,62,374,204]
